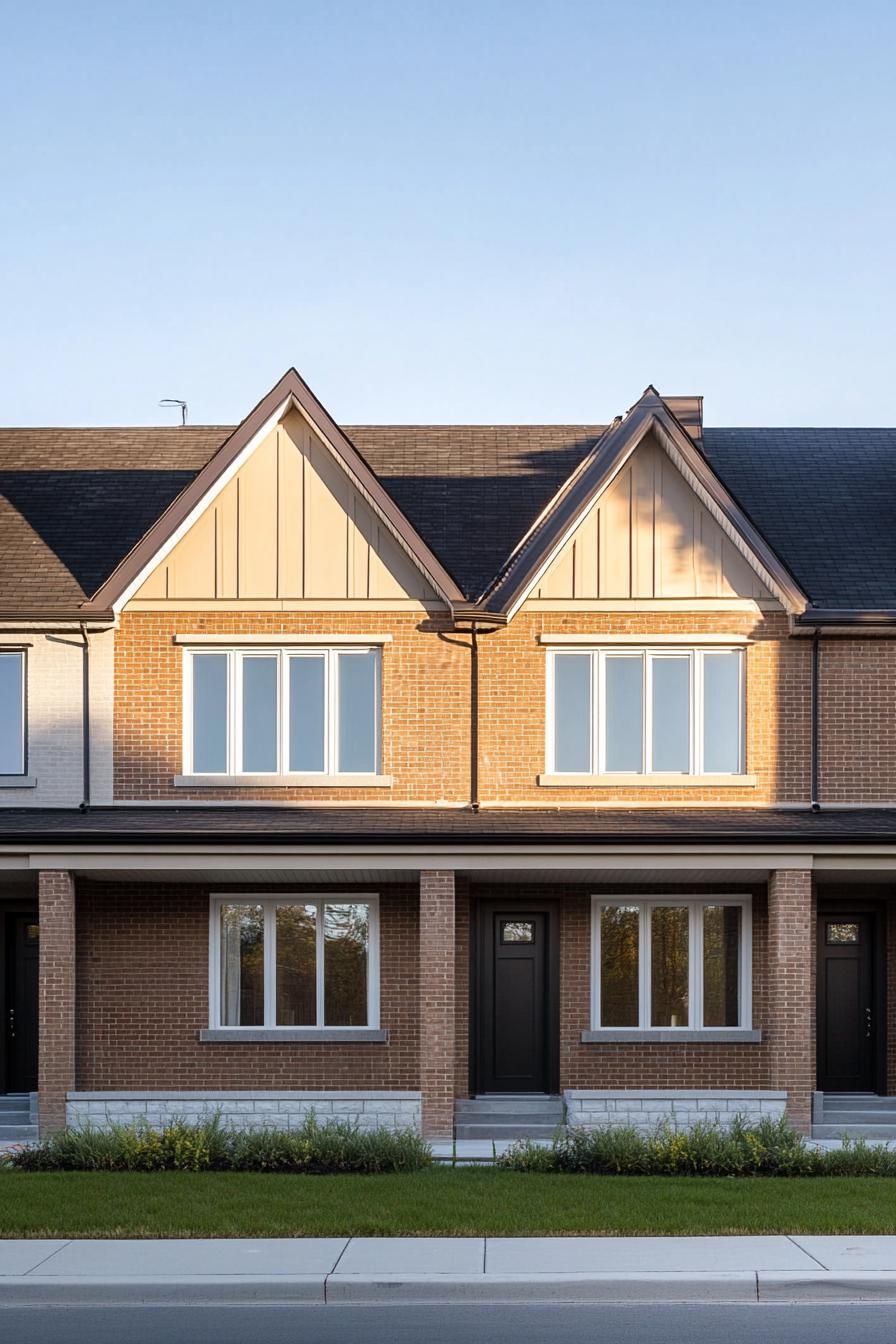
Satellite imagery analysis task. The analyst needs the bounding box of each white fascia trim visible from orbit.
[112,395,292,613]
[539,634,753,646]
[651,418,797,613]
[173,634,393,646]
[114,393,455,614]
[286,396,456,609]
[504,418,650,620]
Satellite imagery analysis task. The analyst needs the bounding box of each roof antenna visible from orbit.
[159,398,188,426]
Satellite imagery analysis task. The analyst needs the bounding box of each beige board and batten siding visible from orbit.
[534,434,776,603]
[132,409,441,605]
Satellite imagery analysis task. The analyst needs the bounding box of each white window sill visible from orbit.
[174,774,393,788]
[538,773,757,788]
[0,775,36,788]
[200,1028,388,1043]
[581,1029,762,1043]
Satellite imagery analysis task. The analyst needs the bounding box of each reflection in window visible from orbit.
[651,906,690,1026]
[827,922,860,945]
[501,920,534,944]
[220,903,265,1026]
[600,905,640,1026]
[324,903,369,1026]
[275,904,317,1025]
[703,905,741,1027]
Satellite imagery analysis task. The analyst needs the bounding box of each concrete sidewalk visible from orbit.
[4,1236,896,1305]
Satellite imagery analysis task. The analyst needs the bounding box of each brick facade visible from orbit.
[419,870,455,1138]
[74,881,419,1091]
[38,870,76,1133]
[766,869,816,1133]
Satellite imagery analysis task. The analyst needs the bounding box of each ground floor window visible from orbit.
[209,895,379,1029]
[592,896,751,1030]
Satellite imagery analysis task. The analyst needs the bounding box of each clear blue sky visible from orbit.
[3,1,895,427]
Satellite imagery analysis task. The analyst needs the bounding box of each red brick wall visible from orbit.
[38,870,76,1133]
[472,881,771,1094]
[114,610,470,803]
[818,640,896,803]
[766,869,815,1132]
[419,869,455,1137]
[74,881,419,1090]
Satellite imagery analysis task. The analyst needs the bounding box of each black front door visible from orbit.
[5,914,39,1093]
[475,904,556,1094]
[816,913,875,1092]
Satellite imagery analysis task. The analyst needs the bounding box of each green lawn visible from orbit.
[2,1168,896,1237]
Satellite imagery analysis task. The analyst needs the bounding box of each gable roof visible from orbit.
[477,389,807,615]
[0,378,895,618]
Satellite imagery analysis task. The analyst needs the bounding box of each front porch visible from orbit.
[0,839,894,1142]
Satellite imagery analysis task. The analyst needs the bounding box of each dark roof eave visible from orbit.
[796,610,896,627]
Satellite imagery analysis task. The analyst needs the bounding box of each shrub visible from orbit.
[496,1115,896,1178]
[3,1114,432,1175]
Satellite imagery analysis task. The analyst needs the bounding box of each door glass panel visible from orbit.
[553,654,591,772]
[702,652,741,773]
[288,656,326,772]
[241,656,278,772]
[501,920,534,944]
[651,906,689,1026]
[651,657,690,772]
[0,653,24,773]
[275,904,317,1025]
[192,653,228,773]
[702,905,741,1026]
[827,922,860,945]
[604,655,644,772]
[600,905,640,1026]
[323,903,369,1025]
[337,652,378,773]
[219,903,264,1026]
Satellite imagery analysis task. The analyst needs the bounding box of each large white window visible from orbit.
[592,896,751,1030]
[209,895,379,1029]
[184,647,381,777]
[547,647,744,776]
[0,651,25,775]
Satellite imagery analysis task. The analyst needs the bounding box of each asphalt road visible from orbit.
[4,1303,896,1344]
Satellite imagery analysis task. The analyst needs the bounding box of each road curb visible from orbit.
[4,1270,896,1306]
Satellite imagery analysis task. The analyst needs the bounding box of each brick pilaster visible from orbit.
[767,869,815,1133]
[38,870,76,1134]
[419,869,455,1139]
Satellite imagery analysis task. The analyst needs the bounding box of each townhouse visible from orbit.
[1,369,895,1143]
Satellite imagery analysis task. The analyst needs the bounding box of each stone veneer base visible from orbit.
[564,1089,787,1133]
[66,1091,422,1134]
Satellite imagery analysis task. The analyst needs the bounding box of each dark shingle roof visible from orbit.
[702,429,896,610]
[0,420,893,611]
[0,805,893,843]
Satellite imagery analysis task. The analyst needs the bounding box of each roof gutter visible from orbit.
[795,610,896,628]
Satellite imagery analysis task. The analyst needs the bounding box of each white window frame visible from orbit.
[208,893,380,1031]
[0,650,26,776]
[183,646,381,777]
[545,646,745,776]
[590,894,752,1031]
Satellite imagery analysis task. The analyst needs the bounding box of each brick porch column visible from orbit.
[419,869,455,1139]
[767,869,815,1133]
[38,870,76,1134]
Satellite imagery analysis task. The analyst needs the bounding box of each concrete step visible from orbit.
[0,1111,31,1125]
[456,1114,562,1128]
[823,1110,896,1124]
[0,1125,38,1141]
[458,1096,563,1113]
[812,1123,896,1139]
[821,1095,896,1107]
[456,1102,564,1118]
[455,1123,564,1140]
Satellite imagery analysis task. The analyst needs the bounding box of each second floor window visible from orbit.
[0,651,25,775]
[185,647,381,776]
[548,646,744,776]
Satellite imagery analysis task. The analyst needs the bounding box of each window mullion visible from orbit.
[693,651,703,774]
[592,652,600,775]
[644,656,652,774]
[229,651,238,775]
[328,651,337,775]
